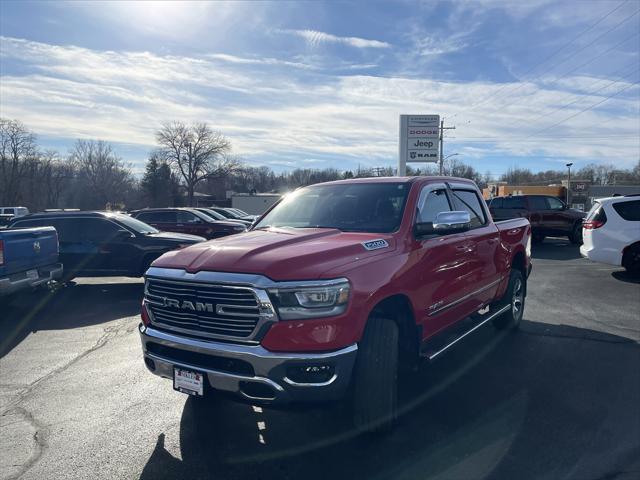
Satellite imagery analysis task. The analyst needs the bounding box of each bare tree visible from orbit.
[155,122,236,205]
[0,118,37,204]
[69,139,134,209]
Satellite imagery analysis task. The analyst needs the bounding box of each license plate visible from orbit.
[173,367,204,396]
[26,269,39,280]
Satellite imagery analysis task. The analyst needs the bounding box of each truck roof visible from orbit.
[309,176,476,187]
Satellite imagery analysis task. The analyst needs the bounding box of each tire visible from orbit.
[493,269,526,331]
[352,316,399,434]
[570,222,583,245]
[623,244,640,276]
[532,234,545,245]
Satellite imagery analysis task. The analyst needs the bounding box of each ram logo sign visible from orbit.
[362,239,389,251]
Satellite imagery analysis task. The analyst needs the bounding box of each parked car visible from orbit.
[194,208,252,227]
[227,208,259,221]
[580,195,640,274]
[489,194,585,244]
[130,208,247,240]
[8,211,204,278]
[210,206,258,223]
[139,176,531,433]
[0,226,63,297]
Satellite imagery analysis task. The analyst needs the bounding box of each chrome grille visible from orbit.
[145,277,261,339]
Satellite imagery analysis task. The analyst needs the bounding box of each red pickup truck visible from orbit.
[139,177,531,432]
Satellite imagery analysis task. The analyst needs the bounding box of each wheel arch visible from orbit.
[368,294,420,368]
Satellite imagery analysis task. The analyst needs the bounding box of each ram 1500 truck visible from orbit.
[139,177,531,432]
[0,226,62,297]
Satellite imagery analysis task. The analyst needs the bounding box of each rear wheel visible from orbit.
[352,316,398,434]
[570,222,583,245]
[622,244,640,276]
[493,269,525,331]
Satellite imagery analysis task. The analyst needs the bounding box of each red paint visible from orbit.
[152,177,531,352]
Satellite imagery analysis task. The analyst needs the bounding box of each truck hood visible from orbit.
[152,227,396,280]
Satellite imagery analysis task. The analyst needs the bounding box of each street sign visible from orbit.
[398,115,440,175]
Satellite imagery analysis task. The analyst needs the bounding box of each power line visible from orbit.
[450,0,633,119]
[524,79,640,138]
[464,24,640,122]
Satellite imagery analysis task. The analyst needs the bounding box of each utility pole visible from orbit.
[439,118,456,176]
[566,162,573,206]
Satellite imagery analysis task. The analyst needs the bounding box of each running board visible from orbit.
[421,304,511,361]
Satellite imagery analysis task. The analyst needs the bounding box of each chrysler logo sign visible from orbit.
[33,241,41,253]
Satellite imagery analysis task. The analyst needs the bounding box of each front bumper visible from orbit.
[0,262,63,296]
[139,324,358,404]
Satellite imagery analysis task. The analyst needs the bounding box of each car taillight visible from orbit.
[0,240,4,266]
[583,220,605,229]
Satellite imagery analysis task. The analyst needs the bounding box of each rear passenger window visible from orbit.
[417,189,451,223]
[503,196,526,209]
[452,189,487,228]
[612,200,640,221]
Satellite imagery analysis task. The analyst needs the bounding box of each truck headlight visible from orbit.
[268,280,350,320]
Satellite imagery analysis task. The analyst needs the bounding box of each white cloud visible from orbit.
[278,29,391,49]
[0,36,638,171]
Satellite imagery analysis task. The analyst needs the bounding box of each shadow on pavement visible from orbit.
[611,270,640,284]
[0,280,143,358]
[531,238,583,261]
[140,320,640,480]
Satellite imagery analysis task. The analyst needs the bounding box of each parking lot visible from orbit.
[1,238,639,480]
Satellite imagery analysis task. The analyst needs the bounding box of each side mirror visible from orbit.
[415,211,471,236]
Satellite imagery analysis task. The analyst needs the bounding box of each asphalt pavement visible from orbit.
[1,238,639,480]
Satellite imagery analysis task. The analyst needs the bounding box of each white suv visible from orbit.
[580,195,640,274]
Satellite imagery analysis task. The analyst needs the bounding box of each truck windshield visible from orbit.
[254,182,410,233]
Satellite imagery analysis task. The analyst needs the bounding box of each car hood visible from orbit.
[152,227,396,280]
[147,231,205,243]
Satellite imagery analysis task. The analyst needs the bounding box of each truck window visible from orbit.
[489,198,503,209]
[417,189,451,223]
[452,189,487,227]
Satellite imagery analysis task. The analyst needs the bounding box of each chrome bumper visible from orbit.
[0,263,63,296]
[139,324,358,404]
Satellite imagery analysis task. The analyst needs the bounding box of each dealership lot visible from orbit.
[1,239,639,480]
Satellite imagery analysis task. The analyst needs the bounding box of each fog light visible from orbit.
[144,357,156,371]
[286,364,334,384]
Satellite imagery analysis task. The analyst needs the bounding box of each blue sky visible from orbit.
[0,0,638,177]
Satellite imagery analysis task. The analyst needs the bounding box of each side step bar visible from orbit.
[421,304,511,361]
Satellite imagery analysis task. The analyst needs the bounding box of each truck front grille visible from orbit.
[145,277,261,339]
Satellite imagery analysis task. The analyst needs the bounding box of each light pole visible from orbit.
[440,153,460,176]
[566,162,573,206]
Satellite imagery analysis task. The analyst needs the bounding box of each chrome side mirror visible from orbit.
[433,211,471,231]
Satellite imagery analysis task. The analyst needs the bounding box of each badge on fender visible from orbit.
[362,239,389,251]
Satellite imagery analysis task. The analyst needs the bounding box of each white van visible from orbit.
[0,206,30,217]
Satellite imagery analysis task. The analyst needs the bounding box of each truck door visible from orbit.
[545,196,572,234]
[412,184,476,338]
[450,186,502,309]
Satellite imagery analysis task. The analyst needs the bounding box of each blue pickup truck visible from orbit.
[0,227,63,297]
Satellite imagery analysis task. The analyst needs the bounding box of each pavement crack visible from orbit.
[1,406,48,480]
[1,318,131,413]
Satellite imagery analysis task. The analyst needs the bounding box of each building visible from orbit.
[231,193,281,215]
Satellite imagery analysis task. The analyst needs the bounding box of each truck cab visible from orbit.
[139,177,531,432]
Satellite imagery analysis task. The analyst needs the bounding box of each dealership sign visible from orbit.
[399,115,440,164]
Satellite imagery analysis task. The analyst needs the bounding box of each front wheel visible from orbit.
[493,269,525,331]
[352,316,398,434]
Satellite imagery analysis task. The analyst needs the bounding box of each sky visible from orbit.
[0,0,639,178]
